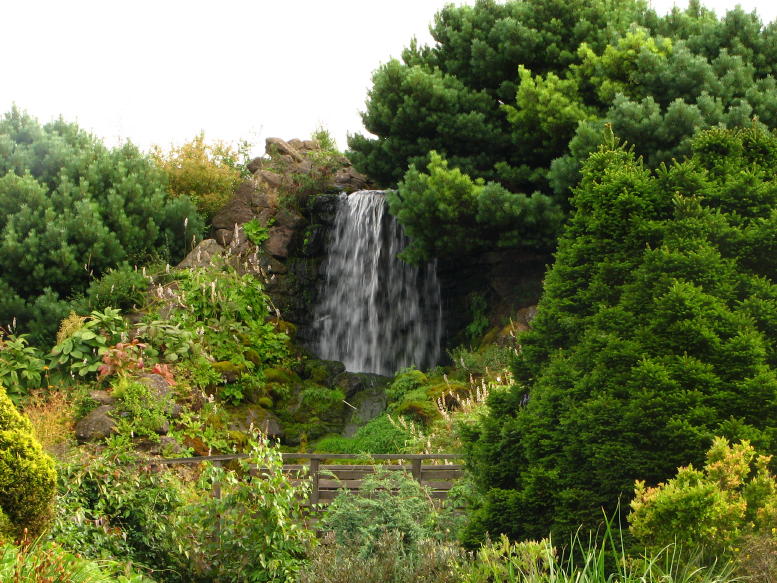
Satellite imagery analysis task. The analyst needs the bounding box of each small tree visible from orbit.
[0,385,56,540]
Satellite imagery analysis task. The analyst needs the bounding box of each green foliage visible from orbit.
[465,127,777,542]
[299,532,463,583]
[315,415,412,455]
[389,151,562,262]
[243,218,272,246]
[0,540,153,583]
[321,468,442,557]
[0,108,203,344]
[629,437,777,557]
[50,450,182,578]
[0,385,56,539]
[135,320,196,364]
[169,267,289,370]
[351,0,777,260]
[77,263,151,313]
[152,132,249,219]
[170,436,314,582]
[0,334,45,403]
[110,377,172,440]
[51,308,127,378]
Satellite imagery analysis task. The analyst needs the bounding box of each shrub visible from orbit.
[465,127,777,542]
[299,531,463,583]
[0,333,45,403]
[50,449,182,577]
[77,263,151,313]
[320,468,442,557]
[0,108,203,343]
[151,132,249,219]
[629,437,777,556]
[0,385,56,539]
[50,308,128,378]
[170,436,314,582]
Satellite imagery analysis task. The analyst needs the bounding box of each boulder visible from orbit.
[75,405,117,443]
[342,379,390,437]
[211,180,273,231]
[265,137,303,162]
[228,405,283,437]
[303,359,346,385]
[265,226,295,259]
[333,167,369,193]
[89,390,115,406]
[177,239,225,270]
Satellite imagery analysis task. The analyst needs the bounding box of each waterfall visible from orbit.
[313,190,442,375]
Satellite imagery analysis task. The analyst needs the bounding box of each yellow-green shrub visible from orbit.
[629,437,777,555]
[0,385,56,538]
[152,133,248,219]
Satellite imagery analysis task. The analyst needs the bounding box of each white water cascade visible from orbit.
[313,190,442,375]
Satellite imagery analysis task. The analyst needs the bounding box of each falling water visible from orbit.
[313,191,442,375]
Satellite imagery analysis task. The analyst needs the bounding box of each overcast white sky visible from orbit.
[2,0,775,156]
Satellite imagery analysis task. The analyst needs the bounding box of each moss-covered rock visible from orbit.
[302,359,345,385]
[0,386,57,538]
[263,367,301,385]
[212,361,246,382]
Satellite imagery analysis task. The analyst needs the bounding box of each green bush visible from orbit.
[77,263,151,313]
[0,334,45,404]
[465,127,777,542]
[0,108,203,344]
[0,385,56,539]
[50,308,128,378]
[320,468,442,557]
[0,540,153,583]
[170,436,314,582]
[50,449,182,578]
[168,267,289,369]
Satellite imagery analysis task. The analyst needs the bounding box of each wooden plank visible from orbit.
[420,481,455,490]
[309,458,320,505]
[420,469,464,480]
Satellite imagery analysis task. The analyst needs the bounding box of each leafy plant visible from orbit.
[51,309,127,378]
[244,218,272,246]
[110,377,172,440]
[135,319,195,364]
[169,435,314,582]
[0,333,45,403]
[77,263,151,313]
[97,339,149,380]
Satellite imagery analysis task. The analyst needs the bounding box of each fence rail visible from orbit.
[147,453,466,505]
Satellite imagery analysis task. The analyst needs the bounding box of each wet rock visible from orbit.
[333,371,390,399]
[75,405,117,443]
[342,379,390,437]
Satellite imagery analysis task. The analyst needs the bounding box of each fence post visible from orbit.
[411,458,422,482]
[309,458,320,505]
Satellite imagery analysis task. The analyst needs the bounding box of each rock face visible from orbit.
[436,248,549,348]
[192,137,371,340]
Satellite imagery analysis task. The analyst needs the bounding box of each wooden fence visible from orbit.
[147,453,465,505]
